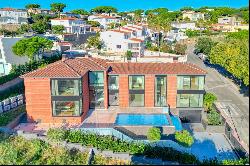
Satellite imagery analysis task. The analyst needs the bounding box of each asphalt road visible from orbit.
[186,44,249,145]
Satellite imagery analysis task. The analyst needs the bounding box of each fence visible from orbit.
[0,94,25,114]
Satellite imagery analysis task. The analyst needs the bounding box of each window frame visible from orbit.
[176,93,204,108]
[177,75,205,90]
[128,75,145,107]
[50,78,83,117]
[154,75,167,107]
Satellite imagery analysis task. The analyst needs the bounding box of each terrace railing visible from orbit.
[0,94,25,114]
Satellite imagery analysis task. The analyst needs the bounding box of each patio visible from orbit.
[81,107,165,127]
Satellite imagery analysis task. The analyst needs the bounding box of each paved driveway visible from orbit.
[186,44,249,146]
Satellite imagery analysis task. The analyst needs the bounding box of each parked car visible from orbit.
[198,53,207,61]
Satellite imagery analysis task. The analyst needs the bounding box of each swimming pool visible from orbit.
[170,115,183,131]
[115,114,169,126]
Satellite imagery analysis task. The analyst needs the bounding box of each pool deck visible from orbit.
[81,107,167,127]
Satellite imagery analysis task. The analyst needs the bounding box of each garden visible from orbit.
[0,133,131,165]
[0,106,25,127]
[45,128,248,165]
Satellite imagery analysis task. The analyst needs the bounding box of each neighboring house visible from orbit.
[211,23,249,32]
[165,28,188,42]
[27,8,55,16]
[21,56,206,124]
[0,8,28,24]
[88,14,120,29]
[182,11,204,21]
[60,12,81,19]
[0,37,29,76]
[101,13,122,19]
[218,16,237,25]
[100,24,148,57]
[51,18,91,34]
[171,22,196,31]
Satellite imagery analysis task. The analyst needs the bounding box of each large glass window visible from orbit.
[52,79,80,96]
[177,76,204,90]
[52,100,82,116]
[89,71,104,86]
[108,75,119,106]
[129,75,145,107]
[129,94,144,107]
[129,76,144,90]
[108,75,119,90]
[177,94,203,108]
[89,71,104,108]
[155,76,167,107]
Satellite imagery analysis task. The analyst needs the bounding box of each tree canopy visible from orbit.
[71,9,89,15]
[86,33,102,49]
[50,3,66,17]
[12,36,53,60]
[25,4,40,9]
[87,21,100,27]
[52,25,65,34]
[195,37,217,55]
[91,6,117,13]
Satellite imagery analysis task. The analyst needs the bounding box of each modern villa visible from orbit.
[21,56,206,130]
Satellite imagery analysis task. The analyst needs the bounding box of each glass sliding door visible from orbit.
[89,71,104,108]
[129,75,145,107]
[155,76,167,107]
[108,75,119,106]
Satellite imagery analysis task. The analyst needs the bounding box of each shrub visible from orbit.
[0,106,25,127]
[175,130,194,147]
[47,128,67,141]
[91,154,131,165]
[204,92,217,111]
[207,108,222,125]
[147,127,161,142]
[174,43,187,55]
[222,157,249,165]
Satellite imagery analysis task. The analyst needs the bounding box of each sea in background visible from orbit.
[0,0,248,11]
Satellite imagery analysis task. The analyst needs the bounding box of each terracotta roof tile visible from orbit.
[108,62,207,75]
[51,17,79,21]
[111,29,130,34]
[129,38,144,42]
[22,57,206,78]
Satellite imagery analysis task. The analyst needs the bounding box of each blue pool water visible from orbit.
[170,115,183,131]
[115,114,169,126]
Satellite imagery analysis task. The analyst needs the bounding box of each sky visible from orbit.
[0,0,249,12]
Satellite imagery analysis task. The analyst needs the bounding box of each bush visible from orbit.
[0,83,24,101]
[174,43,187,55]
[222,157,249,165]
[204,92,217,111]
[47,128,67,141]
[207,108,222,125]
[0,55,61,85]
[0,106,25,127]
[147,127,161,142]
[0,136,89,165]
[91,154,131,165]
[175,130,194,147]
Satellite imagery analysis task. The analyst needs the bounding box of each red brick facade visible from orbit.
[167,75,177,108]
[24,74,179,124]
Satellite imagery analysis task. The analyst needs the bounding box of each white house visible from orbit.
[171,22,196,31]
[0,37,29,76]
[100,28,145,57]
[0,8,28,24]
[165,28,188,42]
[182,11,204,21]
[51,17,91,34]
[218,16,241,26]
[88,14,120,29]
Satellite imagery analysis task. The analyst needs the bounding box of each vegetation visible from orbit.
[52,25,65,34]
[86,33,102,49]
[91,154,131,165]
[0,136,89,165]
[222,157,249,165]
[174,130,194,147]
[91,6,118,14]
[194,37,217,55]
[50,3,66,17]
[147,127,161,142]
[203,92,217,111]
[0,107,25,127]
[31,21,50,34]
[12,36,53,60]
[174,43,187,55]
[47,128,67,141]
[0,55,61,85]
[87,21,101,27]
[207,108,223,125]
[25,4,40,9]
[125,50,133,60]
[209,34,249,86]
[71,9,89,15]
[0,83,24,101]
